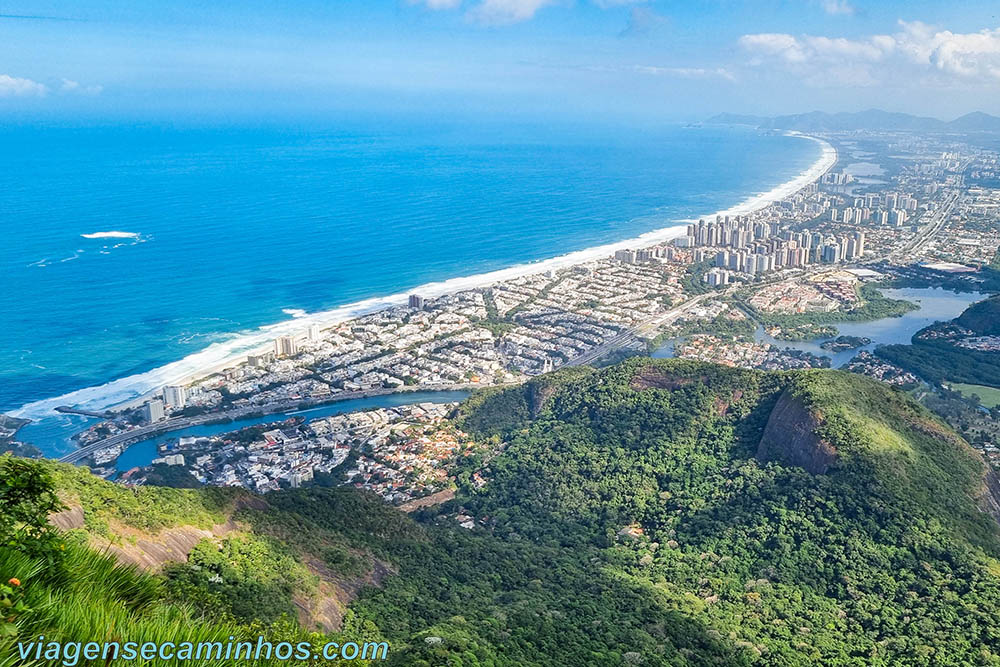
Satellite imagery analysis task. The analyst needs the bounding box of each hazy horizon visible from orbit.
[2,1,1000,123]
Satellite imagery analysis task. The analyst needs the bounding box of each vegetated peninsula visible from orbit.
[820,335,872,352]
[6,359,1000,665]
[877,294,1000,388]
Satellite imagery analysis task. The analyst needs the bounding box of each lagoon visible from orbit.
[653,287,985,366]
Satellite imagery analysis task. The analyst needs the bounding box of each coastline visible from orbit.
[11,133,837,421]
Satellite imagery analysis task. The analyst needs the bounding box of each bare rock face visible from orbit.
[978,467,1000,525]
[97,526,218,571]
[756,389,837,474]
[529,383,558,418]
[48,505,85,531]
[47,500,391,633]
[49,504,235,571]
[629,366,697,391]
[294,557,397,632]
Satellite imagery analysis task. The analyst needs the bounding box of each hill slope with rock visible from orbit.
[5,359,1000,665]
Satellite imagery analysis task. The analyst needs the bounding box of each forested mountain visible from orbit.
[957,295,1000,336]
[6,360,1000,665]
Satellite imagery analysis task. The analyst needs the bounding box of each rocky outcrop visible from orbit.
[49,504,237,571]
[47,500,390,632]
[96,526,218,570]
[756,389,837,474]
[295,556,397,632]
[977,466,1000,525]
[528,382,559,417]
[48,504,85,531]
[629,366,697,391]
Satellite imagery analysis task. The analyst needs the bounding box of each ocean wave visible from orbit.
[12,135,836,420]
[80,231,140,239]
[282,308,308,318]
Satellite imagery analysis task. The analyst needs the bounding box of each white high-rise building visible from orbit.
[308,324,322,342]
[162,385,187,409]
[143,399,165,423]
[274,335,298,358]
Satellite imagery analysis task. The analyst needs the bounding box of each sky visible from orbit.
[1,0,1000,122]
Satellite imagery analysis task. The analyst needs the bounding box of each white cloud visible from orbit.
[633,65,736,82]
[412,0,638,25]
[60,79,103,95]
[739,21,1000,87]
[739,33,809,63]
[821,0,855,16]
[466,0,557,24]
[0,74,48,97]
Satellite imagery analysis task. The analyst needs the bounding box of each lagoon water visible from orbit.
[113,390,471,473]
[652,287,985,366]
[1,118,823,456]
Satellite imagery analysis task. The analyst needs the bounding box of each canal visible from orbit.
[114,390,471,472]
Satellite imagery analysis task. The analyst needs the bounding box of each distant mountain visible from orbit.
[707,108,1000,132]
[949,111,1000,132]
[703,112,771,127]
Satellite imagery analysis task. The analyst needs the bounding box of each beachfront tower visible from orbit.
[162,385,187,409]
[274,335,298,357]
[143,399,165,423]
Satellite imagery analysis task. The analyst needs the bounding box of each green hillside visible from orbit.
[6,360,1000,665]
[957,295,1000,335]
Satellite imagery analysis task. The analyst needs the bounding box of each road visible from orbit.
[887,190,959,262]
[62,292,719,463]
[564,292,715,367]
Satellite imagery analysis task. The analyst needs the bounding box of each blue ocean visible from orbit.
[0,117,820,455]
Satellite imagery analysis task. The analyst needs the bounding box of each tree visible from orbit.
[0,454,66,558]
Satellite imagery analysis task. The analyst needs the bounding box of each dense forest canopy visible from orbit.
[957,295,1000,336]
[5,360,1000,665]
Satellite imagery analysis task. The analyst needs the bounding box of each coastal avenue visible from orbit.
[57,382,486,465]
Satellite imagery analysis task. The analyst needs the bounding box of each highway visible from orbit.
[565,293,714,367]
[888,190,959,262]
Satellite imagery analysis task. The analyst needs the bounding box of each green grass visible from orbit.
[48,461,236,536]
[949,382,1000,408]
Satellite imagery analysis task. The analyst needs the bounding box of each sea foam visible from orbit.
[12,134,836,420]
[80,231,140,239]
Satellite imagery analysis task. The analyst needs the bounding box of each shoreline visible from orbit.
[11,132,837,421]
